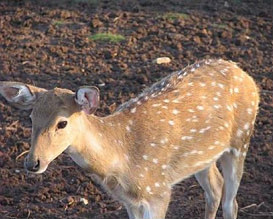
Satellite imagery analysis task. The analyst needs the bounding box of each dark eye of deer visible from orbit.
[57,121,67,129]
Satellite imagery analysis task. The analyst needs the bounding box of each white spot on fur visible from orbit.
[220,69,227,75]
[244,123,250,130]
[216,92,221,97]
[218,83,225,89]
[234,87,239,93]
[199,126,211,133]
[146,186,151,192]
[173,109,180,115]
[131,108,136,113]
[143,155,148,160]
[152,103,161,107]
[162,164,167,169]
[150,143,156,147]
[172,99,181,103]
[160,138,168,144]
[174,145,179,150]
[126,126,131,132]
[213,97,219,101]
[168,120,175,126]
[247,108,253,115]
[230,88,233,94]
[152,158,158,164]
[236,129,243,137]
[224,122,229,128]
[193,160,207,167]
[155,182,160,187]
[226,105,233,111]
[197,105,204,110]
[181,136,193,140]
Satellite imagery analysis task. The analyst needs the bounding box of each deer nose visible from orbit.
[24,157,40,172]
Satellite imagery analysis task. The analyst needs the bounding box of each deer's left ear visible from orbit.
[0,81,47,110]
[75,86,100,115]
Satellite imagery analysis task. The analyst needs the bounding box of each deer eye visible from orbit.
[57,121,67,129]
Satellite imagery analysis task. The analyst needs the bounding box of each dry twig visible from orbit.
[16,150,29,161]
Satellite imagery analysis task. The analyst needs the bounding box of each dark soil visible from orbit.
[0,0,272,218]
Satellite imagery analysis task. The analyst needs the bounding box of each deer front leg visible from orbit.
[125,189,171,219]
[195,162,224,219]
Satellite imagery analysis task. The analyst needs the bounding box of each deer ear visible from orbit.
[75,86,100,115]
[0,81,47,110]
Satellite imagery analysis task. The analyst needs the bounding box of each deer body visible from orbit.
[0,59,259,219]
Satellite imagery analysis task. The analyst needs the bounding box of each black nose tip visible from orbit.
[25,158,40,172]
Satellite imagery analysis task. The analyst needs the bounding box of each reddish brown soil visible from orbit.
[0,0,272,218]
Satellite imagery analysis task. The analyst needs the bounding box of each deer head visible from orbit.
[0,81,100,173]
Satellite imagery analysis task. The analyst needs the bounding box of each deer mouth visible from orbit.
[24,156,49,174]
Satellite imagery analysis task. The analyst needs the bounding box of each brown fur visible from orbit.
[0,59,259,219]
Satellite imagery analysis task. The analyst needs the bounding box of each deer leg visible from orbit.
[220,150,246,219]
[195,162,223,219]
[125,190,171,219]
[148,191,171,219]
[125,204,141,219]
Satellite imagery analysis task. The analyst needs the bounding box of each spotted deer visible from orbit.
[0,59,259,219]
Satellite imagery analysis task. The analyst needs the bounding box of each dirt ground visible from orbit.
[0,0,272,218]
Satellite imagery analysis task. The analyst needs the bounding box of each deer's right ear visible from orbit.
[75,86,100,115]
[0,81,47,110]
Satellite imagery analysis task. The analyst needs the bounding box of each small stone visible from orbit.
[153,57,171,65]
[80,197,89,205]
[98,83,105,87]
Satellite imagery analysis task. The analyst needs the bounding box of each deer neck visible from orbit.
[67,111,130,180]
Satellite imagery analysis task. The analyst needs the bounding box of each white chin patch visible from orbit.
[34,164,49,174]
